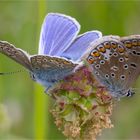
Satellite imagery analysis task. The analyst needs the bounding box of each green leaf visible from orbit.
[60,104,74,116]
[63,109,77,122]
[68,91,81,100]
[77,97,87,107]
[84,100,93,109]
[60,104,77,122]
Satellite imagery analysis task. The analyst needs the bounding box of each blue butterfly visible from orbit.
[0,13,102,92]
[84,35,140,98]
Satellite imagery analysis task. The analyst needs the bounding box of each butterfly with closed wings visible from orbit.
[84,35,140,98]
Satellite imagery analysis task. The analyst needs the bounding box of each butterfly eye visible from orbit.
[126,90,135,97]
[30,73,36,81]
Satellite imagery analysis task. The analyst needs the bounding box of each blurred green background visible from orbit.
[0,0,140,140]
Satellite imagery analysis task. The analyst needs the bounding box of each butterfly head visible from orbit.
[30,72,36,81]
[126,89,135,97]
[108,88,135,98]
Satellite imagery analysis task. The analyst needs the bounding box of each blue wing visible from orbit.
[38,13,80,56]
[60,31,102,61]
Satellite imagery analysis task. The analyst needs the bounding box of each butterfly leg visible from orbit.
[73,62,84,72]
[44,85,52,95]
[44,80,58,95]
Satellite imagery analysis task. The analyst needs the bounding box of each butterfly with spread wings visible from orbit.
[0,13,102,92]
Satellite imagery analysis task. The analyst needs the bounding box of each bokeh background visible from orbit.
[0,0,140,140]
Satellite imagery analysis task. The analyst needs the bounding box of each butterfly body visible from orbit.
[84,35,140,98]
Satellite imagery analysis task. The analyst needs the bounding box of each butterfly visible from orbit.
[0,13,102,92]
[84,35,140,98]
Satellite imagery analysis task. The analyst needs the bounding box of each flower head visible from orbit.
[50,66,114,140]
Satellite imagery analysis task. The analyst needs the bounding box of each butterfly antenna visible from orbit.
[132,87,140,92]
[0,70,25,75]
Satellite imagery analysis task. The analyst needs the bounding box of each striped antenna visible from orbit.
[0,70,25,75]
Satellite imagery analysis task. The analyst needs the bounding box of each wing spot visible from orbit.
[113,52,118,57]
[111,73,115,78]
[95,71,99,75]
[87,56,95,64]
[118,44,125,53]
[132,39,138,46]
[104,56,108,60]
[130,63,137,68]
[119,57,124,62]
[95,64,100,69]
[104,42,111,49]
[43,59,47,62]
[111,66,118,71]
[111,42,117,49]
[132,50,137,55]
[100,60,105,64]
[120,75,126,80]
[124,40,132,48]
[109,52,112,56]
[97,45,106,53]
[123,64,128,69]
[105,74,109,79]
[91,50,100,57]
